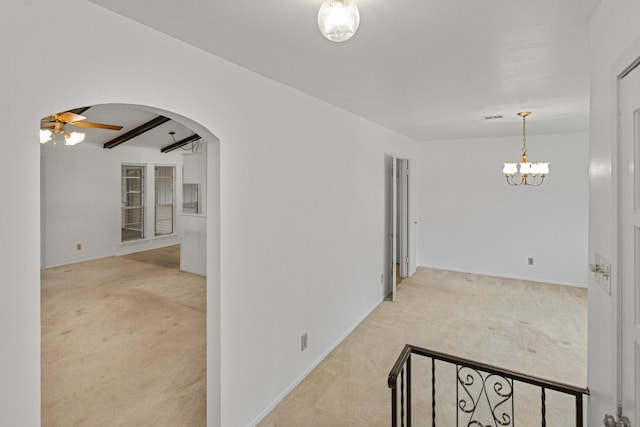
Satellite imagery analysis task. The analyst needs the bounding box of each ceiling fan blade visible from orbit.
[56,112,86,123]
[70,121,123,131]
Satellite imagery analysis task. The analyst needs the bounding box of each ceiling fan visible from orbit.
[40,111,123,145]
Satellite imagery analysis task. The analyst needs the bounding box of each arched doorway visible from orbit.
[41,104,220,426]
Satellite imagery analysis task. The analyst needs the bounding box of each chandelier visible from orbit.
[502,112,549,186]
[317,0,360,43]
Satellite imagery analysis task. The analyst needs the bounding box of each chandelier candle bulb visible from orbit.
[519,162,532,174]
[503,163,518,175]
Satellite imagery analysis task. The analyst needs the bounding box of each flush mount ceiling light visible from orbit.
[502,112,549,186]
[317,0,360,42]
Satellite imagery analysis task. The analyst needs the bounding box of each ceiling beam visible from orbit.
[161,133,201,153]
[103,115,170,149]
[67,106,91,115]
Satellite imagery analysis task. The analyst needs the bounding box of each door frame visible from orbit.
[613,54,640,424]
[385,155,412,302]
[397,158,410,279]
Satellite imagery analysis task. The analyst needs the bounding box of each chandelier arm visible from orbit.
[505,176,518,186]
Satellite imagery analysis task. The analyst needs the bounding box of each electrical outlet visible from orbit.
[301,333,308,352]
[528,257,534,265]
[77,243,82,251]
[381,273,384,283]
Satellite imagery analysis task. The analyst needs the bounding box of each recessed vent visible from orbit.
[483,115,504,120]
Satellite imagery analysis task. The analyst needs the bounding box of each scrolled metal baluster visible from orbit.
[485,374,513,426]
[457,366,482,421]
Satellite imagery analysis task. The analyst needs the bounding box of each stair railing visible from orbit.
[388,344,589,427]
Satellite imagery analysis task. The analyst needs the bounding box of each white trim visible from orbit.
[117,237,180,256]
[42,238,182,269]
[610,35,640,413]
[247,297,385,427]
[119,238,151,247]
[41,254,116,270]
[417,264,587,289]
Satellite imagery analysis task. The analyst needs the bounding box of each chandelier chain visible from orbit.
[521,114,527,155]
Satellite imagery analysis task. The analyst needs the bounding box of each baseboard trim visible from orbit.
[42,253,114,269]
[417,264,587,289]
[42,240,181,269]
[248,296,384,426]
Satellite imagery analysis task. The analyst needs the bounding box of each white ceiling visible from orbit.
[63,104,196,150]
[85,0,600,142]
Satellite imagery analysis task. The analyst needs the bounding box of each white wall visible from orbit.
[0,1,417,426]
[181,148,208,276]
[416,132,589,287]
[0,4,41,425]
[588,0,640,420]
[41,139,184,268]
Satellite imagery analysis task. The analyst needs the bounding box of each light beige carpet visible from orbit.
[42,259,586,426]
[258,268,587,426]
[41,246,206,427]
[121,244,181,270]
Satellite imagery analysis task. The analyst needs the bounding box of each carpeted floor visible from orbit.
[41,245,205,427]
[41,256,586,426]
[122,244,181,270]
[258,268,587,426]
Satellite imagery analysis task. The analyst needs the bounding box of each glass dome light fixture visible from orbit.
[502,112,549,186]
[64,131,86,146]
[39,127,85,146]
[317,0,360,43]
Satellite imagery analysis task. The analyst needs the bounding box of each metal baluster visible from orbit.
[432,358,436,427]
[541,387,546,427]
[391,384,397,427]
[401,366,405,427]
[575,393,583,427]
[407,355,412,427]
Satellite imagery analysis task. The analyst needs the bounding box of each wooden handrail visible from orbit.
[388,344,589,427]
[388,344,589,396]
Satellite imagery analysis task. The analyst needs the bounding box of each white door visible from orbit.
[617,61,640,425]
[390,156,398,301]
[397,159,410,278]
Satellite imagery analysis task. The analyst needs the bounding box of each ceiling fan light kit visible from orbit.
[317,0,360,42]
[40,111,123,147]
[502,112,550,186]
